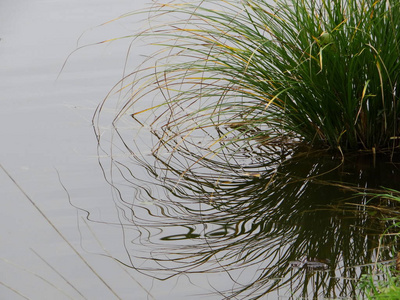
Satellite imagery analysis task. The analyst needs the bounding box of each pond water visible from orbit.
[1,1,400,300]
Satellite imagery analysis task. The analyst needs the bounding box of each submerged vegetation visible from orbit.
[98,0,400,156]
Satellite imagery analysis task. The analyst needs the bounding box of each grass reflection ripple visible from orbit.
[93,112,400,299]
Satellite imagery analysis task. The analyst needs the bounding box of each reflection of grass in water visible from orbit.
[0,163,155,300]
[91,117,400,299]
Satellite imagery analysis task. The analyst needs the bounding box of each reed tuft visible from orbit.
[101,0,400,155]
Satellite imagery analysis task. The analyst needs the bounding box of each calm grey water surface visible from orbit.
[1,1,272,299]
[2,1,399,300]
[0,1,201,299]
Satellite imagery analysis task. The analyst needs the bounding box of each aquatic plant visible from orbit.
[89,0,400,298]
[97,0,400,157]
[358,263,400,300]
[356,189,400,299]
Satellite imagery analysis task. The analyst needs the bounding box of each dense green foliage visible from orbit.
[237,0,400,152]
[114,0,400,154]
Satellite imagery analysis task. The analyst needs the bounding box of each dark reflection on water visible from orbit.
[93,116,400,299]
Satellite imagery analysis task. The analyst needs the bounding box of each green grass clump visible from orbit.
[357,189,400,299]
[105,0,400,155]
[358,265,400,300]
